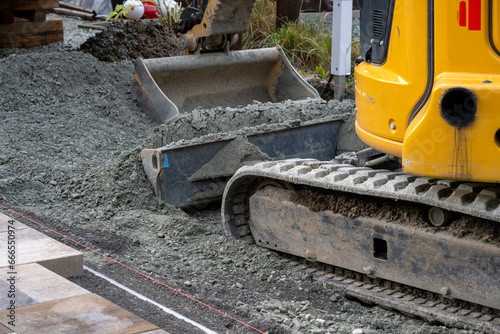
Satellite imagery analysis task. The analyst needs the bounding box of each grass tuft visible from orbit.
[243,0,360,86]
[243,0,332,77]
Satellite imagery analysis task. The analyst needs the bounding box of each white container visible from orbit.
[123,0,144,20]
[158,0,180,17]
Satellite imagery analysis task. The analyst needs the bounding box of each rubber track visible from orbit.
[222,159,500,333]
[282,257,500,333]
[226,159,500,224]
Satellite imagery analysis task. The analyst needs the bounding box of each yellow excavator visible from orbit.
[355,0,500,182]
[136,0,500,331]
[221,0,500,331]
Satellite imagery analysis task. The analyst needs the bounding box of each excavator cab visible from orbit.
[355,0,500,182]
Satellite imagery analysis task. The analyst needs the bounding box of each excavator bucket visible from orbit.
[141,118,343,208]
[131,47,320,124]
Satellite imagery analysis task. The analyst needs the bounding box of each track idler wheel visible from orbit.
[428,207,454,227]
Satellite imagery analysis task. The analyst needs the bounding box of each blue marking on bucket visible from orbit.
[162,154,169,168]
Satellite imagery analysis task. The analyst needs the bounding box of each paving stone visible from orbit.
[0,280,38,309]
[0,323,13,334]
[0,214,28,232]
[0,263,88,305]
[0,293,159,334]
[0,215,83,277]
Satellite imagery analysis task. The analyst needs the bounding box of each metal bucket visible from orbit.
[141,118,342,208]
[131,47,320,124]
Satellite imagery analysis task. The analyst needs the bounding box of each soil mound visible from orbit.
[79,20,183,62]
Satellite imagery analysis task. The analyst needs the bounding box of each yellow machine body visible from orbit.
[355,0,500,182]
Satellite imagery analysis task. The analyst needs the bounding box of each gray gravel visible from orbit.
[59,14,100,49]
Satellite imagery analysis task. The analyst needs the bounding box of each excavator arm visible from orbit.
[175,0,257,53]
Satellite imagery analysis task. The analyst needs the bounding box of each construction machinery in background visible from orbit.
[135,0,500,331]
[132,0,321,124]
[134,0,351,208]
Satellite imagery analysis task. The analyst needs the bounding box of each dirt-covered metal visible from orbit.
[180,0,257,52]
[132,47,320,124]
[284,256,500,334]
[141,119,341,207]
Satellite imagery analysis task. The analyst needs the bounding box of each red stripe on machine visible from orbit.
[468,0,481,30]
[459,1,467,26]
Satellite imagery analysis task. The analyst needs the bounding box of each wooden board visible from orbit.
[50,7,95,20]
[0,0,59,12]
[78,21,113,30]
[60,1,95,14]
[0,19,63,48]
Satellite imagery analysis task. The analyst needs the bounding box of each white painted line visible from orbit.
[83,265,219,334]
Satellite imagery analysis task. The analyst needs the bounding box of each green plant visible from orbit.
[245,0,277,44]
[244,0,361,90]
[148,0,181,27]
[243,0,332,76]
[106,3,133,21]
[315,65,329,80]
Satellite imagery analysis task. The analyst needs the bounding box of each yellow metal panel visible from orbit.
[402,74,500,182]
[355,0,428,144]
[434,0,500,76]
[355,120,403,157]
[357,0,500,181]
[402,0,500,181]
[492,0,500,54]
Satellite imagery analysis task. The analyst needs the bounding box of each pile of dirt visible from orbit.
[79,20,183,62]
[0,52,155,208]
[0,50,360,231]
[0,50,357,224]
[141,99,355,148]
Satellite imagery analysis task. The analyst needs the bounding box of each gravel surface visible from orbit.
[0,17,484,334]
